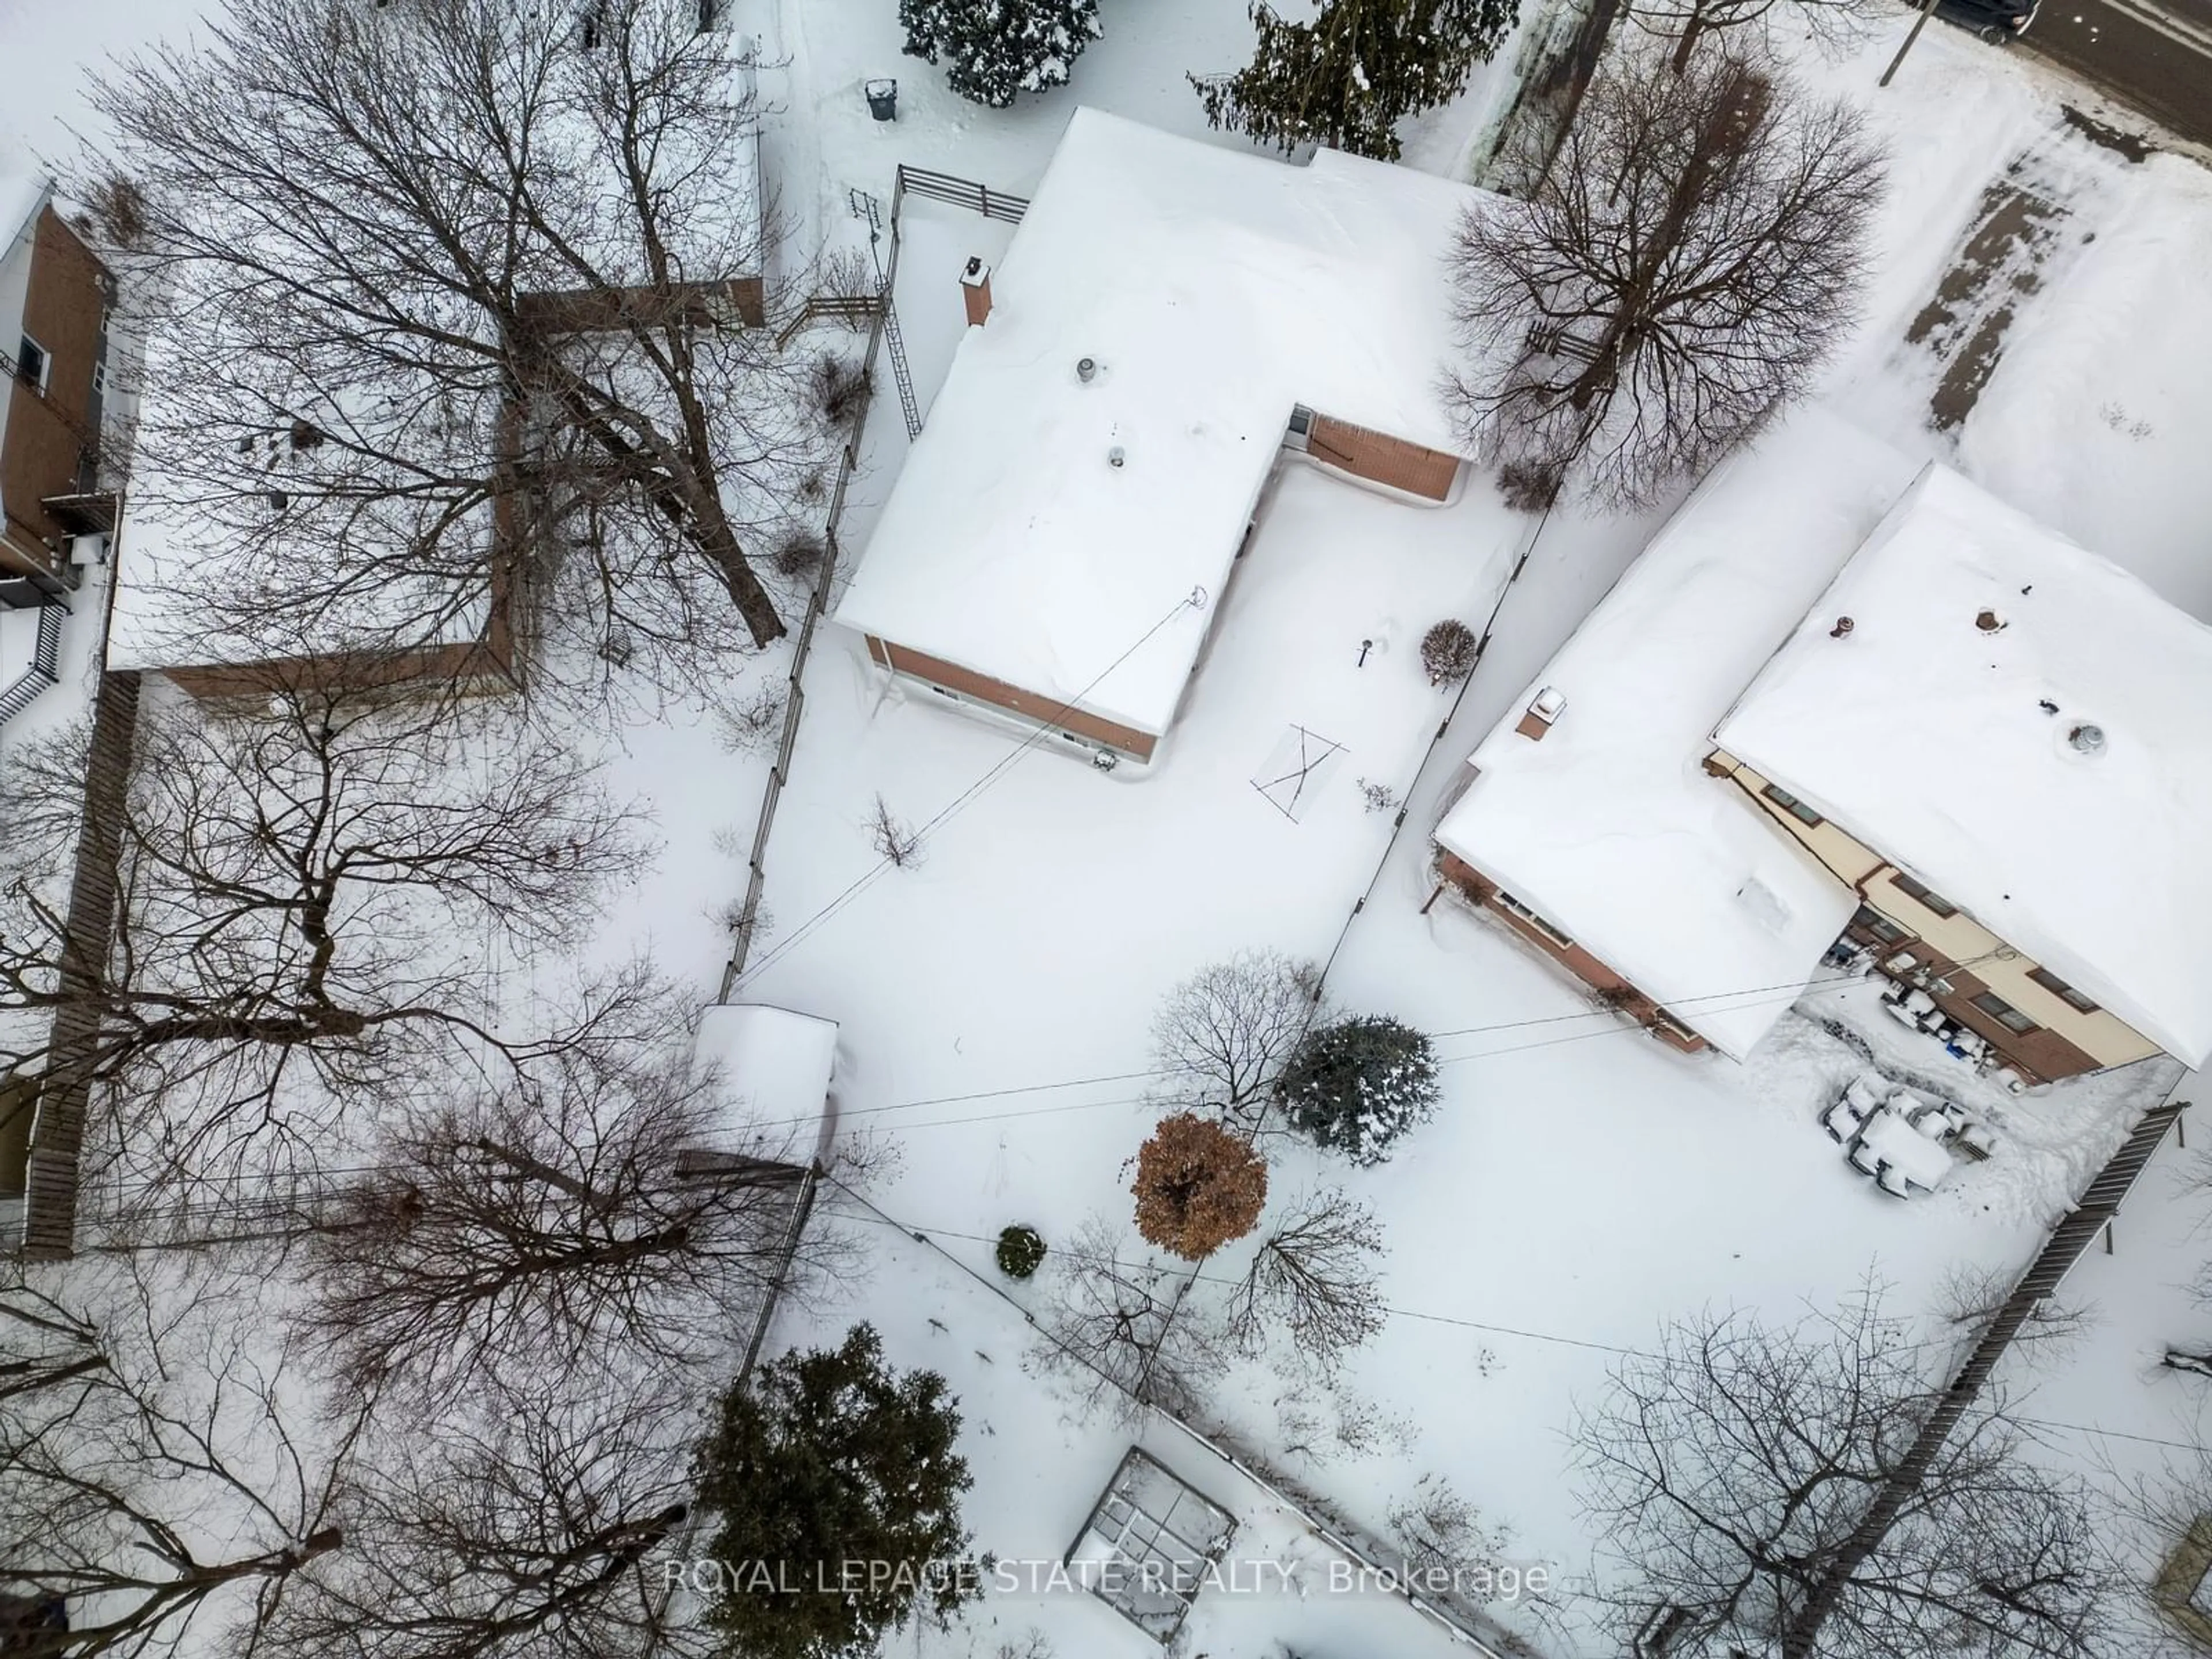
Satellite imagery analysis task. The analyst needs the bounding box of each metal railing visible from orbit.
[892,164,1029,223]
[714,156,1030,997]
[0,603,63,727]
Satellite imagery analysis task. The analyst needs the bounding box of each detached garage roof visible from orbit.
[1436,412,1920,1060]
[1715,468,2212,1067]
[836,107,1493,739]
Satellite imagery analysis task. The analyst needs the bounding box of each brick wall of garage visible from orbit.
[1305,415,1462,501]
[865,635,1158,760]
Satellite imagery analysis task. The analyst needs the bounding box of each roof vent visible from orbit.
[1077,356,1097,384]
[1107,445,1126,469]
[2067,722,2105,755]
[1975,608,2006,632]
[1829,616,1854,639]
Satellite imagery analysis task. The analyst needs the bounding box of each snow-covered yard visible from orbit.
[6,0,2212,1653]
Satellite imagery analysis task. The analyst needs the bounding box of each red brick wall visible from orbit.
[3,207,110,577]
[866,634,1158,760]
[1436,850,1710,1054]
[1305,415,1461,501]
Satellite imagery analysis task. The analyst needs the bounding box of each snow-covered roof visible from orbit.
[691,1002,838,1132]
[109,332,494,671]
[1436,412,1921,1060]
[0,176,46,251]
[1715,467,2212,1068]
[836,107,1491,738]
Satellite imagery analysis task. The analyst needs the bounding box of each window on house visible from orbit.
[1759,782,1825,827]
[1969,991,2040,1036]
[1493,890,1574,950]
[16,335,48,393]
[2027,967,2100,1014]
[1852,906,1908,947]
[1889,873,1959,918]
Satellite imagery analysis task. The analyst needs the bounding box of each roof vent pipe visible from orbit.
[1077,356,1097,383]
[2067,723,2105,755]
[1107,445,1126,469]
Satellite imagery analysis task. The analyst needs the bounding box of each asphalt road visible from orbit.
[2020,0,2212,148]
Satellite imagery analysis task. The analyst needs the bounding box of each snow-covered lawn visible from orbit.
[731,9,2212,1650]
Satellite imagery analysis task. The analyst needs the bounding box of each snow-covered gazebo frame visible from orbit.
[1064,1446,1237,1643]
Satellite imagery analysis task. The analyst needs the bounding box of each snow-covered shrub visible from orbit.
[1419,619,1480,687]
[1191,0,1518,160]
[809,353,872,431]
[1278,1015,1440,1166]
[899,0,1103,109]
[1497,456,1565,513]
[1131,1112,1268,1260]
[995,1224,1047,1279]
[772,525,827,578]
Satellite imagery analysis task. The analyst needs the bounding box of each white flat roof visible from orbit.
[1437,412,1921,1060]
[692,1002,838,1138]
[1715,467,2212,1067]
[836,107,1490,738]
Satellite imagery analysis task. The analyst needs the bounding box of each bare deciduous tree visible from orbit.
[300,1042,816,1407]
[89,0,824,686]
[1029,1218,1229,1422]
[0,680,649,1187]
[1627,0,1884,75]
[1574,1289,2122,1658]
[1388,1476,1509,1579]
[0,1268,363,1659]
[0,1275,108,1405]
[271,1377,707,1659]
[1149,950,1321,1133]
[1222,1185,1385,1372]
[1446,43,1884,509]
[1937,1262,2098,1363]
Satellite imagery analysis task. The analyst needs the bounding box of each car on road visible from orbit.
[1935,0,2039,43]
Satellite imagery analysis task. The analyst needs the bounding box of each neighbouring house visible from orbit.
[835,108,1492,766]
[0,177,115,592]
[1434,410,2212,1086]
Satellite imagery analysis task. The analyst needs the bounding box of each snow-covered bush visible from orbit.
[1419,619,1479,686]
[899,0,1103,109]
[1278,1015,1440,1166]
[996,1223,1047,1279]
[1131,1112,1269,1260]
[1191,0,1518,160]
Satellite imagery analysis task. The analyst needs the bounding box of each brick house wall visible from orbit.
[1435,850,1708,1054]
[1305,414,1461,501]
[863,634,1158,761]
[2,207,111,580]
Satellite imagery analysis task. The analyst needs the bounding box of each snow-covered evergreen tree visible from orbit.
[1279,1014,1441,1165]
[1191,0,1520,160]
[900,0,1102,109]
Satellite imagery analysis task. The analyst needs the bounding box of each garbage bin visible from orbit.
[865,78,898,122]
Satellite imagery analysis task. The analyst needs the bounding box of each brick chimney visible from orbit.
[1515,685,1566,741]
[960,257,993,327]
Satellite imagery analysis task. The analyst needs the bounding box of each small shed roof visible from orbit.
[1436,411,1919,1060]
[1715,467,2212,1067]
[835,107,1493,739]
[691,1002,839,1134]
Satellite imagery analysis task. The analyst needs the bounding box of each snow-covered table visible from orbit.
[1852,1107,1953,1192]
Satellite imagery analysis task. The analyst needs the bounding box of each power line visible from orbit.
[826,1194,2212,1453]
[730,589,1207,993]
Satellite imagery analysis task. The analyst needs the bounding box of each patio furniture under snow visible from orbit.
[1853,1107,1954,1192]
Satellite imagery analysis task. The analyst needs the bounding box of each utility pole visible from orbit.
[1878,0,1944,87]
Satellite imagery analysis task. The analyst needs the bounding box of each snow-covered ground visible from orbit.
[727,7,2212,1653]
[8,0,2212,1652]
